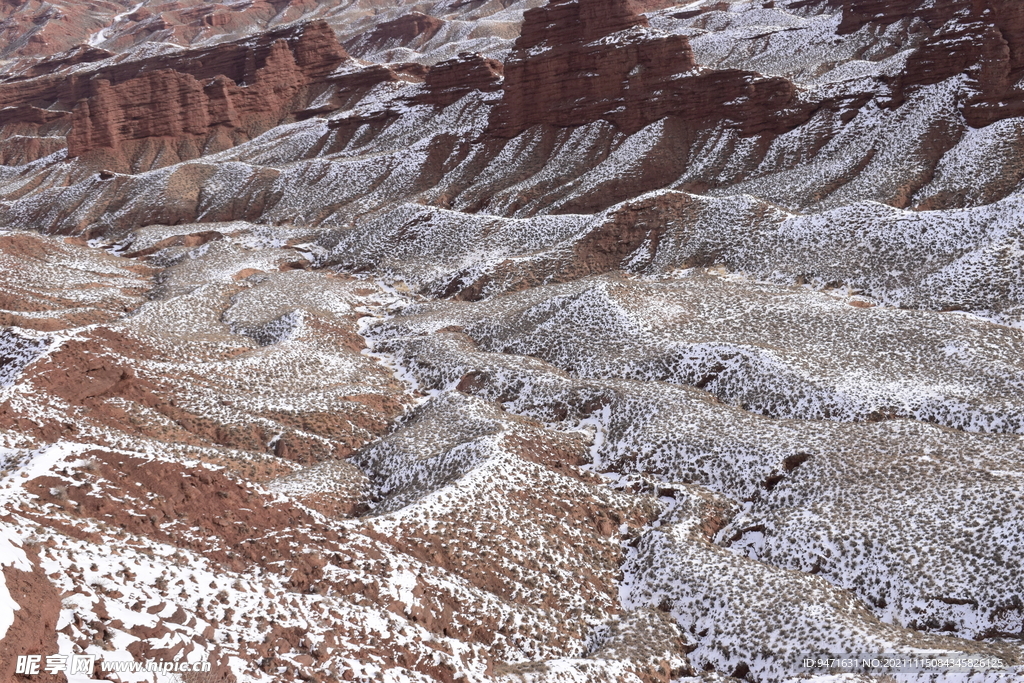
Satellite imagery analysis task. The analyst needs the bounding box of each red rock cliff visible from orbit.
[346,11,446,55]
[64,21,350,169]
[828,0,1024,125]
[488,0,810,138]
[415,52,504,106]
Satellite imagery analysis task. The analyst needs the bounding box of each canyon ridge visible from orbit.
[1,0,1023,681]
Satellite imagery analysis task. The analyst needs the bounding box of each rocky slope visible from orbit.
[1,0,1023,682]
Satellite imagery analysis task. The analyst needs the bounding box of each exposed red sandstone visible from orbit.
[0,232,406,466]
[414,53,504,106]
[0,20,350,169]
[0,0,103,59]
[488,0,812,138]
[346,12,446,55]
[1,326,402,463]
[0,0,336,60]
[1,1,1024,681]
[824,0,1024,124]
[22,45,114,78]
[63,21,349,169]
[0,544,65,683]
[24,450,340,572]
[313,61,428,116]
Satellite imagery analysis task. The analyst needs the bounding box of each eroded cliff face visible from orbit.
[54,21,351,171]
[1,0,1024,682]
[491,0,685,135]
[0,0,335,59]
[819,0,1024,123]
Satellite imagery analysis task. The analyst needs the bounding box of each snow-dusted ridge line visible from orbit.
[3,0,1024,678]
[369,272,1024,435]
[86,2,145,48]
[363,294,1024,650]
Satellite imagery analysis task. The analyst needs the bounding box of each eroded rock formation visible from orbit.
[346,12,446,54]
[63,21,349,170]
[1,0,1023,681]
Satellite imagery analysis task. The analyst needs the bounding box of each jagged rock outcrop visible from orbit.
[0,18,336,113]
[0,545,63,683]
[0,0,104,59]
[62,21,349,170]
[21,44,113,78]
[345,11,446,55]
[415,53,504,106]
[0,0,345,60]
[488,0,812,138]
[3,0,1024,681]
[826,0,1024,124]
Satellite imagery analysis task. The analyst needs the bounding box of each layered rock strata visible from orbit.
[488,0,815,138]
[0,0,1023,681]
